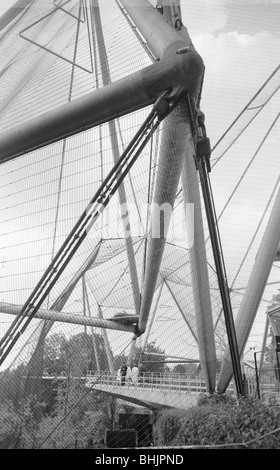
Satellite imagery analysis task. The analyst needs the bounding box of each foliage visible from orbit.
[0,396,45,449]
[43,332,67,376]
[0,401,21,449]
[43,331,110,377]
[0,332,169,448]
[265,289,280,366]
[36,388,106,449]
[173,363,198,375]
[173,364,186,374]
[153,394,280,449]
[114,354,129,371]
[137,341,167,374]
[0,380,112,449]
[113,341,168,374]
[0,364,26,406]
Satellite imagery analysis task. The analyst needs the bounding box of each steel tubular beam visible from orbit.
[0,302,136,333]
[181,144,217,394]
[0,1,203,163]
[137,101,190,335]
[120,0,187,59]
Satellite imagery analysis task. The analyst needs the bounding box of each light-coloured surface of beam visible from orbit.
[181,141,217,394]
[120,0,186,59]
[137,102,193,335]
[0,302,136,333]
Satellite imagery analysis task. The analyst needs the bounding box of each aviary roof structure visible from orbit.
[0,0,280,392]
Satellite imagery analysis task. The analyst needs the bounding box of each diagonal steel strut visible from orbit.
[194,116,244,396]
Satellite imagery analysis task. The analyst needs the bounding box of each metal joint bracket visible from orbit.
[194,111,212,172]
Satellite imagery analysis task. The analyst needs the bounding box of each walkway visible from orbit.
[85,372,222,410]
[40,371,279,407]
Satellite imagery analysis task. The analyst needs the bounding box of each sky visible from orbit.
[0,0,280,372]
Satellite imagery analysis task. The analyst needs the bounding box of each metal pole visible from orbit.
[180,126,217,393]
[254,351,261,400]
[0,302,136,332]
[120,0,186,59]
[124,0,216,391]
[196,153,243,396]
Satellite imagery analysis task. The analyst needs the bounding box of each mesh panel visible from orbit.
[0,0,280,449]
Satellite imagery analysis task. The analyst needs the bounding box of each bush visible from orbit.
[153,394,280,448]
[0,401,21,449]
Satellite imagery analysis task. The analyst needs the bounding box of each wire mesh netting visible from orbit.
[0,0,280,449]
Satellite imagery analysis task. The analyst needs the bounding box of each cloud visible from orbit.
[194,30,280,90]
[182,1,228,35]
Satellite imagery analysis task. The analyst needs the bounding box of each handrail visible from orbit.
[85,370,280,399]
[85,371,235,393]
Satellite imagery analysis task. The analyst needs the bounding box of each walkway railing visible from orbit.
[86,371,235,394]
[42,369,280,400]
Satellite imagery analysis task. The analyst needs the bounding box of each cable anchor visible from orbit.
[194,110,212,173]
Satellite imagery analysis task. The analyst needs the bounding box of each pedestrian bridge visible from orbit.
[40,370,279,409]
[85,372,234,410]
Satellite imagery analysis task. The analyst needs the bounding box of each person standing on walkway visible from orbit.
[116,368,121,385]
[126,364,132,386]
[120,362,127,386]
[131,364,139,386]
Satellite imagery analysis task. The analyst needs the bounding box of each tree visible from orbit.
[172,364,186,374]
[43,332,67,376]
[0,363,26,406]
[136,341,167,374]
[114,354,128,371]
[264,289,280,368]
[173,363,198,375]
[43,331,110,377]
[0,400,21,448]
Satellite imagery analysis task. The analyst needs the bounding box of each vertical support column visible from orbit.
[164,1,216,393]
[173,4,216,392]
[137,101,194,334]
[181,139,217,393]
